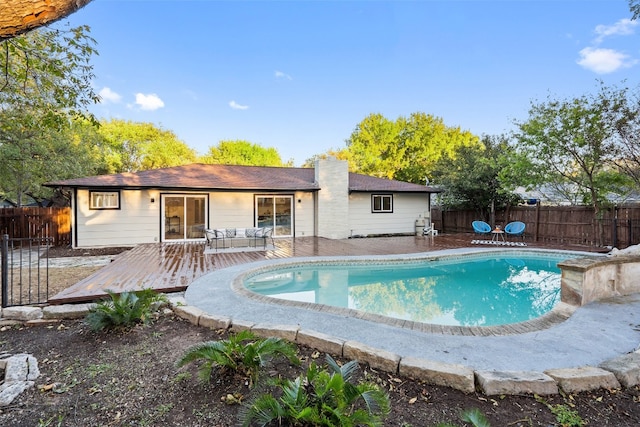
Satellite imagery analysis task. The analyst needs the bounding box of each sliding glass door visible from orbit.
[162,194,206,241]
[256,196,292,237]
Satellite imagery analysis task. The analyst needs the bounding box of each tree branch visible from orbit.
[0,0,93,40]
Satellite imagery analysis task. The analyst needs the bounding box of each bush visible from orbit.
[240,354,391,427]
[175,330,299,387]
[85,289,166,332]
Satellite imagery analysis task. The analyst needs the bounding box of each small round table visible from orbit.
[491,229,505,242]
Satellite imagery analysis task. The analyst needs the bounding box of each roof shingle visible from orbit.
[44,163,440,193]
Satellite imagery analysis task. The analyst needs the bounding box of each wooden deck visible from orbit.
[48,234,599,304]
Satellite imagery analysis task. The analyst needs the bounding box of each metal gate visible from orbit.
[1,234,52,307]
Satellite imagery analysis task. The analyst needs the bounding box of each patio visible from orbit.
[49,233,601,304]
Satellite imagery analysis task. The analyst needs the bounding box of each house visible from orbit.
[44,158,441,248]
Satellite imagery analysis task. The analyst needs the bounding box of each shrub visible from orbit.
[175,330,299,387]
[240,354,391,427]
[85,289,166,332]
[434,408,491,427]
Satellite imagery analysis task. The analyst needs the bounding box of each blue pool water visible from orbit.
[244,253,570,327]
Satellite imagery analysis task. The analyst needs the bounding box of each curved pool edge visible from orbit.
[232,247,591,337]
[184,247,640,379]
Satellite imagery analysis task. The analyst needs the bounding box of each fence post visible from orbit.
[1,234,8,308]
[534,201,540,242]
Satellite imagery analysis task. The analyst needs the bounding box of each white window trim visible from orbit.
[372,194,393,213]
[89,191,120,210]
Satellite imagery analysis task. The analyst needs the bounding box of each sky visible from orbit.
[62,0,640,166]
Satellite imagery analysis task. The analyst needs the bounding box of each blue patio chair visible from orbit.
[472,220,492,235]
[504,221,526,240]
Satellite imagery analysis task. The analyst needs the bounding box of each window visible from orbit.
[89,191,120,209]
[372,194,393,213]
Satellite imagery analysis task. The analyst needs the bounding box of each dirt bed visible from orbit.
[1,247,638,425]
[0,314,639,426]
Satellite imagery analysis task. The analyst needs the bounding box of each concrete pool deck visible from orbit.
[184,247,640,394]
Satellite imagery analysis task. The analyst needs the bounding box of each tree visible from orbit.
[1,0,92,40]
[97,119,196,173]
[395,112,480,184]
[0,110,107,206]
[199,140,288,166]
[605,84,640,190]
[346,113,402,179]
[511,85,632,245]
[302,148,351,168]
[432,135,519,222]
[0,26,100,205]
[345,112,480,184]
[1,25,99,127]
[631,0,640,20]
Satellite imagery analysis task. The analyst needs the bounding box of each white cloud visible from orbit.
[577,47,637,74]
[98,87,121,104]
[182,89,199,101]
[135,93,165,111]
[275,70,293,80]
[594,18,638,44]
[229,100,249,110]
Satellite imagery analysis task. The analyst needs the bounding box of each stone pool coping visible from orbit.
[183,247,640,395]
[233,248,591,337]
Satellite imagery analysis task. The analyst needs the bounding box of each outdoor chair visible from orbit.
[423,222,438,236]
[472,220,492,235]
[504,221,526,241]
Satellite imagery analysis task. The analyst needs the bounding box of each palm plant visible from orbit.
[175,330,299,386]
[435,408,491,427]
[240,354,391,427]
[85,289,166,332]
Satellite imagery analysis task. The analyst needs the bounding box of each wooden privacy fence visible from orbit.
[0,207,71,247]
[432,204,640,249]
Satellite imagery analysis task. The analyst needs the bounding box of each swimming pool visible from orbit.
[243,251,576,327]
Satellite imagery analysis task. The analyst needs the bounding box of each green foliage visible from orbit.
[0,114,108,205]
[176,330,299,386]
[303,149,351,168]
[0,25,102,205]
[344,112,480,184]
[510,82,638,244]
[37,414,64,427]
[459,408,491,427]
[85,289,167,332]
[240,354,391,427]
[200,140,287,166]
[97,119,196,173]
[432,135,519,217]
[550,404,584,427]
[631,0,640,20]
[0,25,99,127]
[346,113,402,179]
[604,84,640,190]
[433,408,491,427]
[511,83,632,209]
[536,395,584,427]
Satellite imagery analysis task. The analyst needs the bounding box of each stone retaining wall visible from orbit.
[560,255,640,306]
[2,296,640,397]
